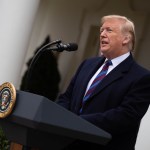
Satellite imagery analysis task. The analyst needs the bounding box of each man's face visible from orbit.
[100,19,127,59]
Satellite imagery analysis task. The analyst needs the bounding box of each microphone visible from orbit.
[26,40,78,89]
[48,43,78,52]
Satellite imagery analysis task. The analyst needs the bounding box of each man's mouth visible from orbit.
[101,41,108,44]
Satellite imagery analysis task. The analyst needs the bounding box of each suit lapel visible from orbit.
[79,57,105,94]
[89,54,134,99]
[75,57,105,110]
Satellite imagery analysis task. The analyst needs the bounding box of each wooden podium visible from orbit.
[0,90,111,150]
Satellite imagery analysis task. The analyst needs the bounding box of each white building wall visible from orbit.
[0,0,40,88]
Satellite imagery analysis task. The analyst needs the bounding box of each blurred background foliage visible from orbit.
[0,126,10,150]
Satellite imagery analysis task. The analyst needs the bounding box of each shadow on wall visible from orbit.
[20,35,61,101]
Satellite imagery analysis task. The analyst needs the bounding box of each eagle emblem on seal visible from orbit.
[0,82,16,118]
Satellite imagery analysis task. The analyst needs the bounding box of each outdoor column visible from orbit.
[0,0,40,88]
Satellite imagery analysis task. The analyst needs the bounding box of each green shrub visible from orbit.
[0,126,10,150]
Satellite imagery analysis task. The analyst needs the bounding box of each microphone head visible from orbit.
[66,43,78,51]
[48,42,78,52]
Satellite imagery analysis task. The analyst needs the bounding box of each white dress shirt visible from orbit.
[85,52,130,94]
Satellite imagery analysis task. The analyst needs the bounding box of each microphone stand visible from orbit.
[24,40,62,91]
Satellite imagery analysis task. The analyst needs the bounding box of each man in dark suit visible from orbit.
[56,15,150,150]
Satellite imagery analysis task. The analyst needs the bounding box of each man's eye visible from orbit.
[100,29,103,33]
[107,29,112,32]
[100,28,112,34]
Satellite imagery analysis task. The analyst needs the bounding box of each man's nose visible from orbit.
[100,30,106,37]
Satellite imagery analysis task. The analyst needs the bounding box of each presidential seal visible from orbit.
[0,82,16,118]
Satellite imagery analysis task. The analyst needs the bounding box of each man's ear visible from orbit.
[123,35,130,45]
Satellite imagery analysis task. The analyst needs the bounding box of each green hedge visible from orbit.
[0,126,10,150]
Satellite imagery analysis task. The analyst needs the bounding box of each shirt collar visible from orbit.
[106,52,130,68]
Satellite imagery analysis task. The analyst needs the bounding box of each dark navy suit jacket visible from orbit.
[57,54,150,150]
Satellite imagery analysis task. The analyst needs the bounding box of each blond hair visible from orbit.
[101,15,136,51]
